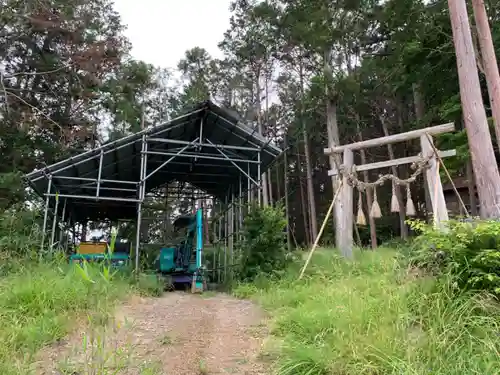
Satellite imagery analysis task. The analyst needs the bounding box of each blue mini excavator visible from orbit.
[156,208,204,292]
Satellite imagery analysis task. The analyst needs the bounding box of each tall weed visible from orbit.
[0,260,131,374]
[0,210,165,373]
[0,208,41,260]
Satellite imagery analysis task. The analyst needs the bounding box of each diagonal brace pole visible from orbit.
[143,137,199,181]
[206,139,259,186]
[299,179,343,280]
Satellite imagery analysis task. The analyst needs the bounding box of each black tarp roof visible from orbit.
[25,100,282,222]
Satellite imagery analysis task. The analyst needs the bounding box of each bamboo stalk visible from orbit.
[425,133,469,216]
[299,180,344,280]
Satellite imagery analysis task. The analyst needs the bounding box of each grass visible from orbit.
[198,359,209,374]
[158,333,174,345]
[234,248,500,375]
[0,259,162,375]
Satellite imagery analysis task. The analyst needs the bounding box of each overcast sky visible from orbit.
[113,0,232,70]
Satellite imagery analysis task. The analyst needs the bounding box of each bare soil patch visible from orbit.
[35,292,269,375]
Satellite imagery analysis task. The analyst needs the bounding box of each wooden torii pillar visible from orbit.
[324,123,456,257]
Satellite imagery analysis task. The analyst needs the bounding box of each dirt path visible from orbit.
[36,292,269,375]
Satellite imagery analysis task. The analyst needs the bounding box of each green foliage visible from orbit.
[0,209,41,260]
[1,0,135,170]
[132,273,165,297]
[139,243,163,271]
[0,172,24,210]
[437,118,498,179]
[103,59,172,139]
[238,204,288,281]
[74,243,164,297]
[408,219,500,296]
[234,249,500,375]
[232,283,260,299]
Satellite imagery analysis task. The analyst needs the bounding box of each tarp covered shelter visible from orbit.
[25,100,282,225]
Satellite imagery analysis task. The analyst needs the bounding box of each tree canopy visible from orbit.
[2,0,500,244]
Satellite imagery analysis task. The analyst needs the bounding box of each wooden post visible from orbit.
[336,149,354,259]
[283,133,292,252]
[326,98,342,249]
[420,135,449,229]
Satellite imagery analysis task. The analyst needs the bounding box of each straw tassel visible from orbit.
[370,186,382,218]
[391,181,400,213]
[406,185,416,216]
[356,190,366,226]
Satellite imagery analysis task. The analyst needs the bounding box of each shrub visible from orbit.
[408,219,500,296]
[237,204,288,282]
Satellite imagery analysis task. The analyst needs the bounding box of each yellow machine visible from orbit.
[77,242,108,255]
[70,241,130,267]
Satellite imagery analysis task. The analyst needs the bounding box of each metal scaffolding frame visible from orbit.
[24,101,281,271]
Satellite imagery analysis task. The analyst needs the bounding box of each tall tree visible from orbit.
[177,47,213,107]
[0,0,152,207]
[448,0,500,218]
[471,0,500,151]
[103,60,165,140]
[219,0,281,206]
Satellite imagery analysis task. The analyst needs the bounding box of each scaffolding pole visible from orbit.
[218,201,222,283]
[41,176,53,251]
[257,151,262,206]
[49,191,60,250]
[135,134,147,270]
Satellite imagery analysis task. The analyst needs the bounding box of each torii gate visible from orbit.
[324,123,456,257]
